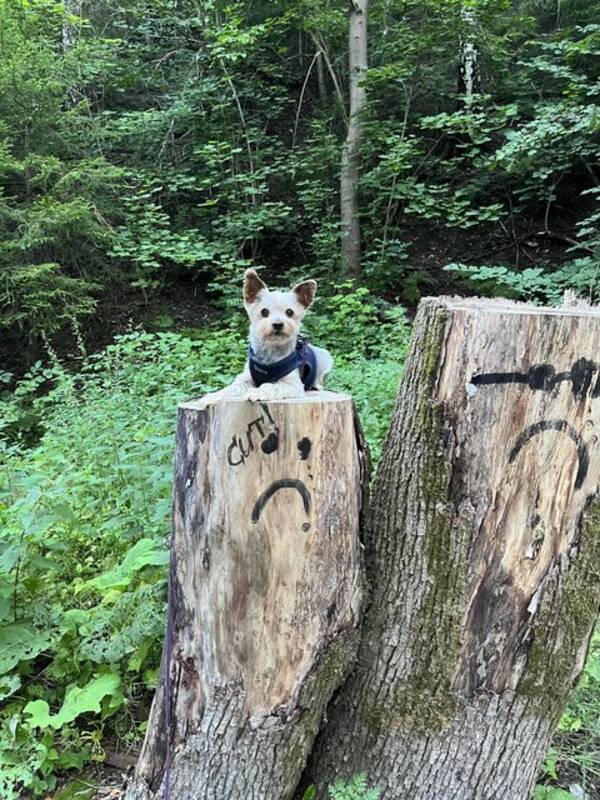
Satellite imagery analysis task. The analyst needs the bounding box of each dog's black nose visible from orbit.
[272,322,284,332]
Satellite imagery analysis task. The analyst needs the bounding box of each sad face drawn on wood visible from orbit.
[226,402,314,531]
[191,396,360,718]
[454,358,600,695]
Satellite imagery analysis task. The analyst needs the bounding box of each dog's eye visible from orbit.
[285,309,294,317]
[261,308,270,318]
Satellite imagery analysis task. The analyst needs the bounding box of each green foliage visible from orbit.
[2,0,600,353]
[308,286,410,462]
[328,774,380,800]
[533,630,600,798]
[533,788,578,800]
[24,673,121,730]
[0,326,240,795]
[445,260,600,304]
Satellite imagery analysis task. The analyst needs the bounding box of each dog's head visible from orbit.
[243,269,317,349]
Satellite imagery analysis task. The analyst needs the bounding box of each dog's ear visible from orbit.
[244,269,267,304]
[292,279,317,309]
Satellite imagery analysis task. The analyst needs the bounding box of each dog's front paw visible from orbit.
[244,384,303,402]
[244,385,277,402]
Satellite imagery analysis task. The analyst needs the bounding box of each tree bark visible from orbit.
[458,6,481,101]
[316,47,327,104]
[126,391,364,800]
[340,0,369,278]
[305,297,600,799]
[62,0,81,51]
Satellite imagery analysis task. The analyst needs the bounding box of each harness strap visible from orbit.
[249,339,317,390]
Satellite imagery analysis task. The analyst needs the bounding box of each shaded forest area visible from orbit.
[1,1,600,799]
[1,0,599,374]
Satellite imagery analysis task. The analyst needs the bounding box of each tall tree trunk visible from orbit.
[340,0,369,278]
[305,297,600,799]
[62,0,81,51]
[316,48,328,104]
[126,392,365,800]
[458,6,481,101]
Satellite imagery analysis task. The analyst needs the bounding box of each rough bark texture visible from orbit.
[305,297,600,799]
[126,391,363,800]
[340,0,368,278]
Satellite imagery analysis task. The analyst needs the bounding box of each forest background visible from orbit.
[0,0,599,797]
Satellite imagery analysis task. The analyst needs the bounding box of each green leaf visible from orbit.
[24,673,121,730]
[22,699,53,729]
[0,673,21,701]
[0,623,50,674]
[84,538,168,592]
[533,787,576,800]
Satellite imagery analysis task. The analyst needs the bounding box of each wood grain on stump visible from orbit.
[307,298,600,800]
[126,391,363,800]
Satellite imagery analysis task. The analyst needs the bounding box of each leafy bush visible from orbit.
[445,260,600,305]
[534,630,600,798]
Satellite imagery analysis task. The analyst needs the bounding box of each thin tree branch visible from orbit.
[292,49,321,150]
[309,31,347,126]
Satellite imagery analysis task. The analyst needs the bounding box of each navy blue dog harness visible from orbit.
[249,338,318,390]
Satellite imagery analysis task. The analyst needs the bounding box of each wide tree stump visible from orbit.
[126,392,363,800]
[307,298,600,799]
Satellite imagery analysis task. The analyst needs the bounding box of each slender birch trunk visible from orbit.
[458,6,481,101]
[62,0,81,51]
[316,48,327,104]
[340,0,369,278]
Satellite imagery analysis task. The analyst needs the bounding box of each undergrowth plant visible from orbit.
[328,774,380,800]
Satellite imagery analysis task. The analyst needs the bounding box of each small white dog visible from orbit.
[204,269,333,403]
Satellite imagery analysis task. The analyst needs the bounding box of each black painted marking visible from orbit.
[571,358,596,398]
[251,479,311,525]
[261,433,279,454]
[471,359,599,399]
[227,411,279,467]
[297,437,312,460]
[260,403,276,426]
[473,371,529,387]
[509,419,589,489]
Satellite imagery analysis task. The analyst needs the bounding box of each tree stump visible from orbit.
[126,392,364,800]
[307,298,600,799]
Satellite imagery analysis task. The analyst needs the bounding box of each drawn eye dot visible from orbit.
[286,308,294,317]
[298,437,312,460]
[261,308,269,318]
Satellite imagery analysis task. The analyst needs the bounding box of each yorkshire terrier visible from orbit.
[203,269,332,403]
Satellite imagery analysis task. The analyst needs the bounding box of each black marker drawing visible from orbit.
[297,437,312,460]
[251,479,312,532]
[261,433,279,454]
[471,358,600,399]
[508,419,589,489]
[227,404,279,467]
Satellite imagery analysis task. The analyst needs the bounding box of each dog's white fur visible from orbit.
[202,269,333,404]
